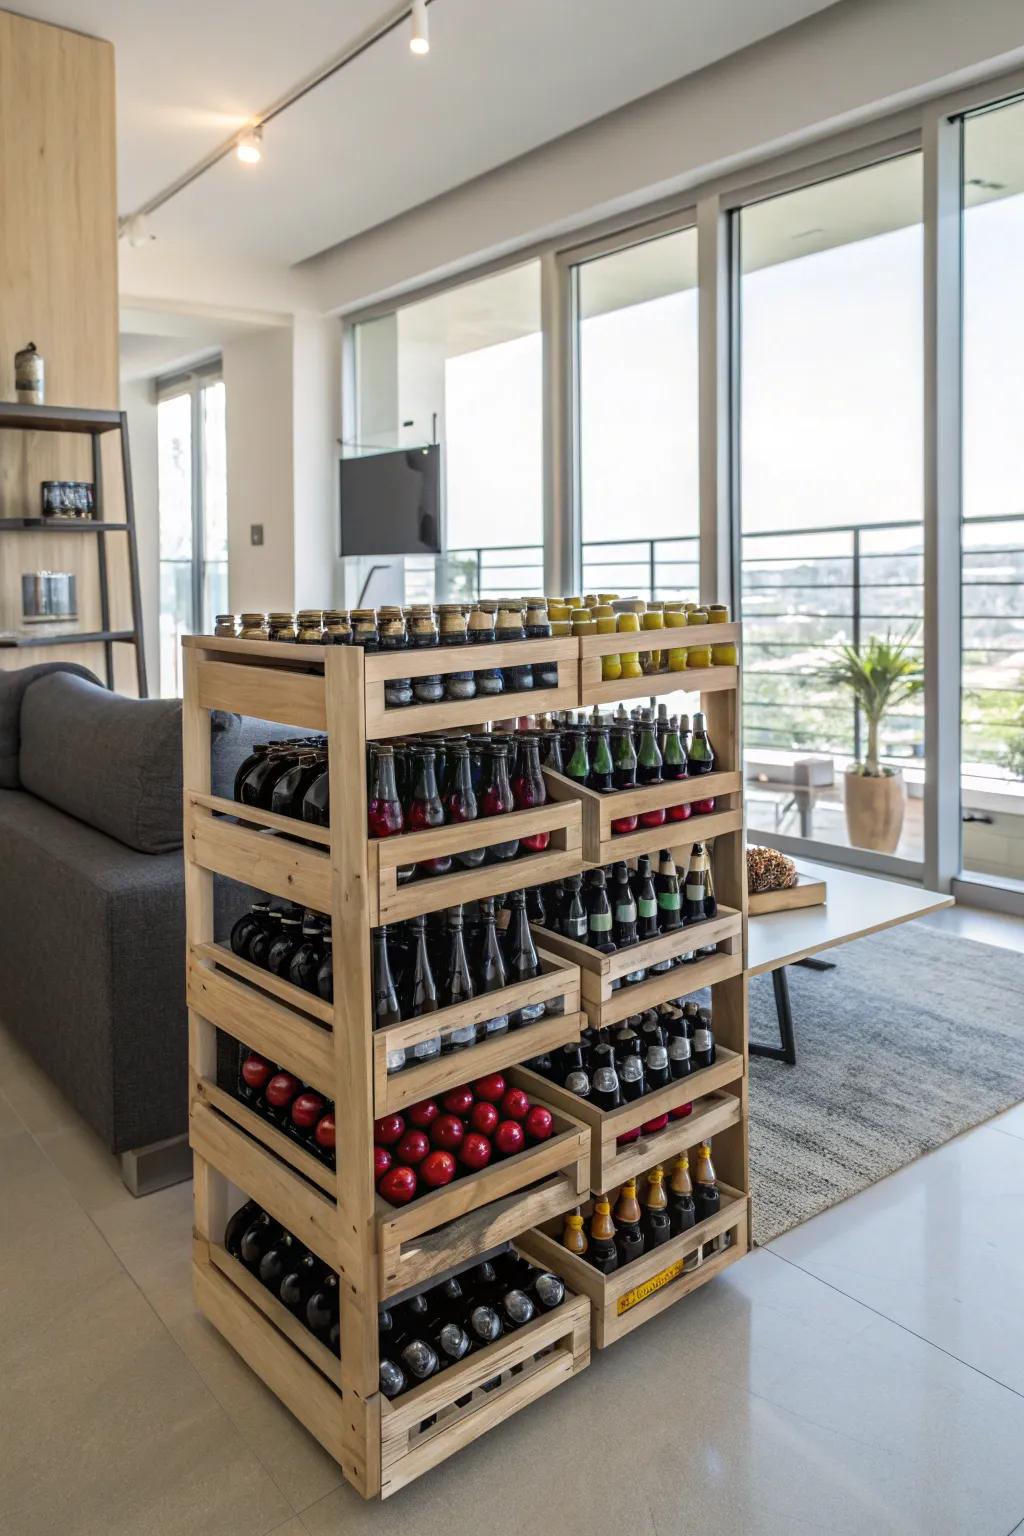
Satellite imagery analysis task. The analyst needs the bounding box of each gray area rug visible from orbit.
[748,925,1024,1246]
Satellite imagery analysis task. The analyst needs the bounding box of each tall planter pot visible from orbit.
[843,767,905,854]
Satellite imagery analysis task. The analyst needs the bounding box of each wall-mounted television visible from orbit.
[339,445,440,557]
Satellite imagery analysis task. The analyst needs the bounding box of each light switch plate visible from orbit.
[250,524,263,546]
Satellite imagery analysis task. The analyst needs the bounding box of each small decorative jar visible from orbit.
[238,612,269,641]
[408,606,444,704]
[617,611,643,679]
[350,608,380,652]
[268,612,298,643]
[295,610,326,645]
[708,603,737,665]
[686,608,713,669]
[439,605,476,700]
[214,614,238,638]
[323,610,352,644]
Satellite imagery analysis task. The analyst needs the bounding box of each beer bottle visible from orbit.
[590,1044,622,1111]
[663,716,692,825]
[655,701,670,757]
[668,1030,694,1081]
[641,1165,672,1249]
[682,999,701,1038]
[476,898,509,1040]
[444,741,485,869]
[497,1282,537,1331]
[530,1269,566,1312]
[316,925,333,1002]
[288,916,323,994]
[367,745,404,838]
[692,1007,715,1069]
[563,1047,592,1101]
[683,845,707,925]
[693,1140,721,1225]
[586,869,616,955]
[561,1208,588,1256]
[655,851,683,933]
[586,1195,620,1275]
[224,1200,261,1261]
[668,1152,697,1235]
[612,1179,645,1265]
[632,855,660,941]
[306,1272,340,1346]
[504,889,545,1026]
[403,915,441,1065]
[588,723,615,793]
[564,726,591,787]
[644,1040,671,1091]
[689,710,716,814]
[611,862,646,986]
[700,843,718,929]
[480,742,520,861]
[618,1046,646,1103]
[408,746,451,876]
[267,910,304,977]
[611,720,638,789]
[512,736,550,852]
[636,711,666,829]
[230,899,271,957]
[560,873,589,944]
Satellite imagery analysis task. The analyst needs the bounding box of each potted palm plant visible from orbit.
[828,631,923,853]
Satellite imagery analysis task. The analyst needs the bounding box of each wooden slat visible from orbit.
[195,657,327,729]
[184,632,328,664]
[373,801,579,869]
[193,1078,336,1195]
[374,836,583,924]
[582,951,742,1028]
[365,680,579,740]
[364,634,579,682]
[187,804,333,912]
[192,941,334,1026]
[189,1098,343,1273]
[577,622,741,657]
[602,806,744,865]
[579,662,738,708]
[187,956,335,1091]
[189,790,333,848]
[209,1243,342,1388]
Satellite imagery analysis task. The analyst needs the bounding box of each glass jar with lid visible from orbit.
[214,614,238,639]
[379,607,413,708]
[468,603,503,698]
[496,606,532,693]
[323,610,352,644]
[439,605,476,700]
[592,605,620,682]
[616,611,643,679]
[664,603,688,672]
[239,612,269,641]
[268,612,298,643]
[295,610,326,645]
[350,608,380,652]
[408,606,444,704]
[686,608,712,669]
[708,603,737,665]
[524,602,558,690]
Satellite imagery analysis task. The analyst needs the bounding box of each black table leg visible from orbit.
[796,956,836,972]
[750,966,798,1065]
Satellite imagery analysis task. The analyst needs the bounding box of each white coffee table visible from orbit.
[747,858,954,1064]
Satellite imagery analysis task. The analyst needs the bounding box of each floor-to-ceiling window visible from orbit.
[961,97,1024,887]
[572,225,699,599]
[157,368,227,697]
[349,262,543,603]
[737,155,925,863]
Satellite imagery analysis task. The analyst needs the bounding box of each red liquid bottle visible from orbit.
[662,715,692,824]
[409,745,451,876]
[636,713,667,828]
[511,736,549,852]
[367,746,404,839]
[480,742,519,862]
[445,741,485,869]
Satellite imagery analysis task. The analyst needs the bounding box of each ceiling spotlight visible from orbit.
[409,0,429,55]
[237,125,263,165]
[120,213,154,248]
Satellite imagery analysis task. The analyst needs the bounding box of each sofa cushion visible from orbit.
[20,672,183,854]
[0,662,100,789]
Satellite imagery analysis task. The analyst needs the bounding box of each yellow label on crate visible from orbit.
[616,1257,684,1314]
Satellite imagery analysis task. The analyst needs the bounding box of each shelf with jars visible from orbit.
[576,606,740,709]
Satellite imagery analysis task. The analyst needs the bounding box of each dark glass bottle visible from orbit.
[688,711,715,776]
[662,717,691,825]
[669,1031,693,1081]
[668,1152,697,1235]
[612,1180,645,1265]
[233,742,271,802]
[692,1007,716,1069]
[480,743,519,862]
[373,925,406,1073]
[316,927,333,1002]
[408,746,451,876]
[511,737,550,853]
[641,1166,672,1249]
[476,898,509,1041]
[239,1210,279,1271]
[683,845,707,925]
[279,1249,321,1313]
[632,856,660,941]
[306,1272,340,1344]
[504,889,545,1026]
[618,1049,646,1103]
[224,1200,261,1261]
[302,759,330,827]
[636,713,666,828]
[258,1229,301,1292]
[693,1141,721,1224]
[441,906,474,1011]
[655,851,683,933]
[655,703,670,757]
[586,869,615,954]
[271,752,324,820]
[230,900,271,957]
[248,906,282,968]
[610,723,639,835]
[367,746,404,839]
[466,1303,503,1349]
[590,1046,622,1111]
[588,724,615,793]
[238,745,295,810]
[266,911,304,976]
[541,727,563,773]
[443,741,485,869]
[525,884,547,926]
[644,1041,671,1091]
[586,1196,619,1275]
[288,917,323,993]
[404,914,440,1043]
[559,873,588,944]
[612,863,642,971]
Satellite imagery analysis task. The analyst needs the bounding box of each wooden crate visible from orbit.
[577,622,741,709]
[510,1055,744,1191]
[367,800,582,924]
[519,1184,749,1347]
[373,948,584,1115]
[748,872,827,915]
[531,906,742,1027]
[544,766,743,866]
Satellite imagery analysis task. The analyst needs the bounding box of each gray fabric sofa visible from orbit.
[0,662,258,1190]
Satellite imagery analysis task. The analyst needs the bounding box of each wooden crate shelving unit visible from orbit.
[183,622,749,1493]
[184,634,592,1500]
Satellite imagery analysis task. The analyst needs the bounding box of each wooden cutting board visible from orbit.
[748,873,828,916]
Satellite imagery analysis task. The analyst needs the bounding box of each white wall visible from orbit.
[304,0,1024,315]
[222,325,296,613]
[120,375,159,688]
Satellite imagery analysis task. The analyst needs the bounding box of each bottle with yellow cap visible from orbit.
[641,1165,671,1249]
[668,1152,696,1236]
[612,1178,645,1265]
[693,1141,721,1226]
[686,607,713,669]
[561,1207,588,1257]
[586,1195,619,1275]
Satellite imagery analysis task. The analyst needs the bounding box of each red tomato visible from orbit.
[240,1053,274,1091]
[419,1149,457,1188]
[290,1091,326,1130]
[442,1086,474,1117]
[523,1105,553,1142]
[373,1113,405,1146]
[470,1101,499,1136]
[396,1129,430,1165]
[472,1073,506,1105]
[406,1099,440,1130]
[493,1120,525,1157]
[265,1072,301,1108]
[314,1113,335,1151]
[458,1132,493,1171]
[378,1164,417,1205]
[373,1145,392,1179]
[431,1113,466,1151]
[499,1088,530,1122]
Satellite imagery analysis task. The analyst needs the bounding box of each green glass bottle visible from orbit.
[565,727,590,786]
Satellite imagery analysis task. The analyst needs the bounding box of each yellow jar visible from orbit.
[598,593,619,604]
[708,602,737,664]
[550,618,571,638]
[641,608,665,673]
[664,607,688,672]
[547,599,570,623]
[238,612,268,641]
[617,611,643,679]
[593,608,621,681]
[571,613,597,637]
[686,608,712,669]
[563,596,581,612]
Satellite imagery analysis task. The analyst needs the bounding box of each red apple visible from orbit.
[241,1053,274,1091]
[374,1144,392,1179]
[524,1105,553,1142]
[396,1129,430,1166]
[290,1091,326,1130]
[265,1071,301,1108]
[470,1100,499,1136]
[473,1073,506,1105]
[493,1120,525,1157]
[692,797,716,816]
[419,1149,457,1188]
[500,1088,530,1122]
[374,1113,405,1146]
[314,1113,335,1151]
[431,1113,465,1151]
[616,1126,642,1146]
[378,1164,417,1205]
[669,1102,693,1121]
[459,1132,492,1171]
[641,1112,669,1134]
[406,1098,440,1130]
[442,1085,475,1117]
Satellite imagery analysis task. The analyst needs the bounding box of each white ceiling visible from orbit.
[17,0,845,279]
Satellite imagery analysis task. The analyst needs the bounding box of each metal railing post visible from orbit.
[852,526,862,763]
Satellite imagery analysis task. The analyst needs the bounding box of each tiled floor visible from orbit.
[2,906,1023,1535]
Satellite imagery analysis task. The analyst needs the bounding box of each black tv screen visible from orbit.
[339,446,440,557]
